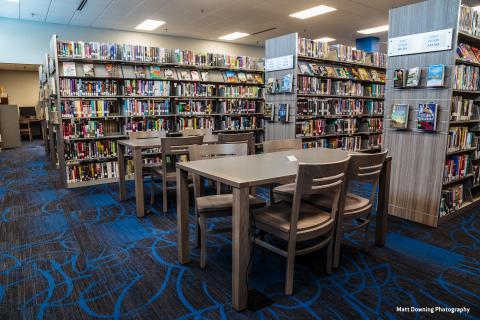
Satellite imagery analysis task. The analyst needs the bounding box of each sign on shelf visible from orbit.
[265,55,294,72]
[388,28,453,57]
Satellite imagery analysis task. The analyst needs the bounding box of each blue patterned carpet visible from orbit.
[0,141,478,319]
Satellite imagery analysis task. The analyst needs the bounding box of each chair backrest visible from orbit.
[263,139,302,153]
[128,130,165,139]
[347,150,388,206]
[217,132,255,155]
[188,143,248,199]
[290,157,351,237]
[182,128,213,137]
[161,135,204,157]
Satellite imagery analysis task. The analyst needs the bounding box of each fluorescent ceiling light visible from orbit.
[315,37,336,43]
[357,25,389,34]
[290,5,336,19]
[135,19,165,31]
[352,47,357,50]
[473,6,480,10]
[219,32,249,41]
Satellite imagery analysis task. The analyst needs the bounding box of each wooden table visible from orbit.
[176,148,392,311]
[117,135,218,217]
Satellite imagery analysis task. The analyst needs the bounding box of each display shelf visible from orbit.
[297,55,386,70]
[446,147,477,155]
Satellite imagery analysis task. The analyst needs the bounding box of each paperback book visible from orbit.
[191,70,200,81]
[134,66,147,78]
[416,102,438,131]
[150,66,162,79]
[278,104,289,122]
[63,62,76,77]
[393,69,406,88]
[280,74,293,93]
[391,104,409,129]
[164,68,176,79]
[264,103,274,121]
[83,64,95,77]
[426,64,445,87]
[406,67,421,87]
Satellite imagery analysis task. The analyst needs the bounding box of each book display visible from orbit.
[265,33,386,152]
[47,35,265,187]
[384,0,480,227]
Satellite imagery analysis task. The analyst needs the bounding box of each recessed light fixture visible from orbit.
[219,32,249,41]
[135,19,166,31]
[290,5,336,20]
[352,47,357,50]
[473,5,480,10]
[357,25,389,34]
[315,37,336,43]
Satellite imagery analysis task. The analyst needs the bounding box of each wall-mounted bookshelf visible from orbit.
[384,0,480,227]
[46,35,265,188]
[264,33,386,152]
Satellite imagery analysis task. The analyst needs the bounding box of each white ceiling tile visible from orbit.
[20,0,51,22]
[0,1,20,19]
[69,0,113,26]
[45,0,78,24]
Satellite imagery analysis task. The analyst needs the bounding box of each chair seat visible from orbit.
[252,201,333,234]
[274,183,370,214]
[197,194,266,215]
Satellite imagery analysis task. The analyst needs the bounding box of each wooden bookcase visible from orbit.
[46,35,265,188]
[385,0,480,227]
[264,33,386,152]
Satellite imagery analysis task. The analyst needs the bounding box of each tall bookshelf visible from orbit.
[385,0,480,227]
[264,33,386,152]
[47,35,265,188]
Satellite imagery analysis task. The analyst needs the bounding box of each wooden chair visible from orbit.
[19,118,32,141]
[274,150,388,268]
[182,128,213,137]
[189,143,266,268]
[263,139,303,203]
[251,157,350,295]
[128,131,165,205]
[151,135,204,213]
[217,132,255,155]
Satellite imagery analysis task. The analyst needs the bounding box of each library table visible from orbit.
[176,148,392,311]
[117,135,218,217]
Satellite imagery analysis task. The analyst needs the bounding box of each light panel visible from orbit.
[135,19,166,31]
[289,5,336,19]
[219,32,249,41]
[315,37,336,43]
[357,25,389,34]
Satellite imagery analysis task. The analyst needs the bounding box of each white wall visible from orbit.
[0,18,264,65]
[0,70,39,108]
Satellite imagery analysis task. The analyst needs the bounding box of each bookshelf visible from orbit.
[46,35,265,188]
[384,0,480,227]
[264,33,386,152]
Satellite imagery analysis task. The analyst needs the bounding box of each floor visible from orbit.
[0,141,478,320]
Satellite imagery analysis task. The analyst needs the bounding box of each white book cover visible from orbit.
[63,62,76,76]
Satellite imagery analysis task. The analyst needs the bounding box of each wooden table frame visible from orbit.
[176,149,391,311]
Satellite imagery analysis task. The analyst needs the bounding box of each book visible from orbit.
[264,103,274,121]
[254,74,264,84]
[393,69,406,88]
[278,104,289,122]
[280,74,293,93]
[406,67,421,87]
[83,64,95,77]
[325,66,336,77]
[309,63,320,75]
[246,73,254,82]
[63,62,76,76]
[225,71,237,83]
[237,72,247,82]
[426,64,445,87]
[357,68,371,81]
[299,63,311,75]
[391,104,409,129]
[164,68,176,79]
[416,103,438,131]
[191,70,200,81]
[179,70,190,80]
[200,71,209,81]
[105,64,118,77]
[266,77,276,94]
[370,69,381,82]
[150,66,162,79]
[134,65,147,78]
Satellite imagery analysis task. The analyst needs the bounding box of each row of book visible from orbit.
[66,161,123,183]
[61,62,264,84]
[443,154,471,183]
[453,65,480,91]
[173,83,216,97]
[296,118,382,137]
[302,135,382,151]
[65,140,117,161]
[451,96,475,121]
[447,127,475,153]
[297,77,385,97]
[63,120,121,139]
[59,79,118,96]
[440,185,464,217]
[297,38,387,68]
[123,100,170,116]
[57,40,264,70]
[123,80,170,96]
[459,5,480,37]
[298,62,385,82]
[61,100,119,118]
[266,74,294,94]
[297,99,383,116]
[456,43,480,64]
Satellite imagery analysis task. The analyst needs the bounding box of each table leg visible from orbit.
[177,168,190,264]
[232,186,250,311]
[376,157,391,246]
[118,145,126,201]
[133,148,145,218]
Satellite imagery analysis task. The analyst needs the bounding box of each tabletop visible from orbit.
[118,135,218,149]
[176,148,351,188]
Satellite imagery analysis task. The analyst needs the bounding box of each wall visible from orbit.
[0,70,39,111]
[0,18,264,65]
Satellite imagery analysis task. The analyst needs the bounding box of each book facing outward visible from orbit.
[391,104,409,129]
[246,73,254,82]
[105,64,118,77]
[406,67,421,87]
[164,68,175,79]
[281,74,293,93]
[394,69,406,88]
[254,74,264,84]
[417,102,438,131]
[179,70,190,80]
[264,103,274,121]
[190,70,200,81]
[63,62,76,76]
[83,64,95,77]
[200,71,209,81]
[225,71,237,83]
[237,72,247,82]
[426,64,445,87]
[150,66,162,79]
[134,65,147,78]
[278,103,289,122]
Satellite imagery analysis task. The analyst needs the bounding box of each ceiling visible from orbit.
[0,0,424,47]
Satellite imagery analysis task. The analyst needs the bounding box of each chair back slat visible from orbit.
[182,128,213,137]
[263,139,303,153]
[129,130,165,139]
[161,135,204,156]
[189,143,247,161]
[217,132,255,155]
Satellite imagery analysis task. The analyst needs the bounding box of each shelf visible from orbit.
[213,128,264,133]
[64,134,128,142]
[173,96,264,100]
[297,93,384,100]
[66,174,134,188]
[297,73,385,85]
[296,114,383,120]
[455,59,480,68]
[457,31,480,47]
[57,57,264,73]
[62,115,128,120]
[446,147,476,156]
[438,195,480,225]
[442,174,473,187]
[66,156,118,165]
[297,55,386,70]
[452,89,480,95]
[298,131,383,139]
[449,119,479,125]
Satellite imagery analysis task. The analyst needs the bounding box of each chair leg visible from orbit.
[196,214,201,249]
[199,215,207,269]
[326,234,333,275]
[285,242,296,295]
[269,184,274,204]
[162,179,168,213]
[150,176,155,206]
[363,221,370,251]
